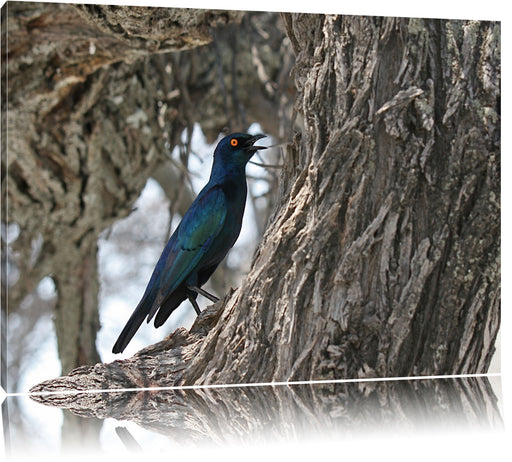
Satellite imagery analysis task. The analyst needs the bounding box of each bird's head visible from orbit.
[214,133,267,167]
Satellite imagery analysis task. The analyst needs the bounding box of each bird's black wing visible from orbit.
[112,186,227,353]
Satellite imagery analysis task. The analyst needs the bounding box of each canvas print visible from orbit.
[1,1,502,458]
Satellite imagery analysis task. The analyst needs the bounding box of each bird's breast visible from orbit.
[200,179,247,267]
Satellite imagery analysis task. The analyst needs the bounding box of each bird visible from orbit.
[112,133,267,354]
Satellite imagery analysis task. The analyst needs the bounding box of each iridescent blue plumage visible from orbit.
[112,133,266,353]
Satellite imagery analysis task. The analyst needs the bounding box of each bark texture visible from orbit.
[19,12,500,389]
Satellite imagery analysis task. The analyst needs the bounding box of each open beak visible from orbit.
[243,134,268,153]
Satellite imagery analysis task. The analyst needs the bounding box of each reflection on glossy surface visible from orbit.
[3,376,504,458]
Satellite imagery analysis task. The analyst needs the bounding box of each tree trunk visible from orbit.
[181,15,500,384]
[53,234,101,373]
[22,13,500,390]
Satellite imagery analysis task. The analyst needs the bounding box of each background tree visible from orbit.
[2,3,293,383]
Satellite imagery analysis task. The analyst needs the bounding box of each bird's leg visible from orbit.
[188,285,220,303]
[187,293,202,315]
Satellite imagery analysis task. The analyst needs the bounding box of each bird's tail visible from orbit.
[153,287,189,328]
[112,300,151,354]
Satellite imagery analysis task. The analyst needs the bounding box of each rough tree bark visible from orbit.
[211,15,501,382]
[30,13,500,397]
[3,3,292,376]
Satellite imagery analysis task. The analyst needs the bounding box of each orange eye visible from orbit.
[230,138,239,147]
